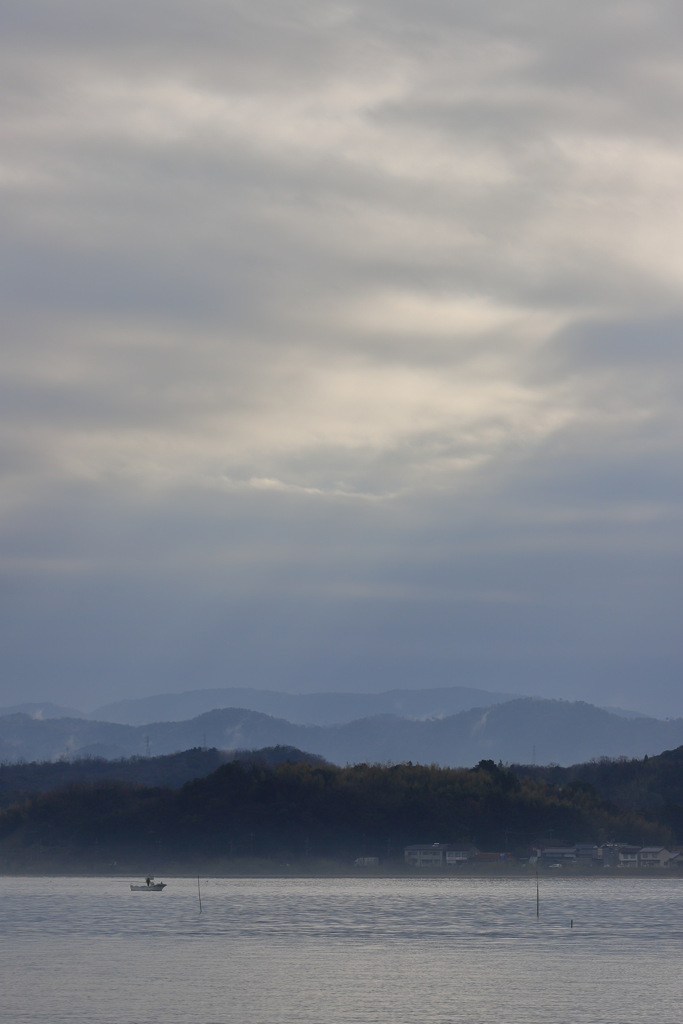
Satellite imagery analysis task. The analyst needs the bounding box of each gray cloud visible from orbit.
[1,1,682,717]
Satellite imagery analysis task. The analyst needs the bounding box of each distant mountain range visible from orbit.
[0,685,646,729]
[0,696,681,766]
[90,684,522,726]
[0,702,85,720]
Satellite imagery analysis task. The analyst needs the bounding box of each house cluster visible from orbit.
[404,842,681,868]
[404,844,505,867]
[532,843,681,868]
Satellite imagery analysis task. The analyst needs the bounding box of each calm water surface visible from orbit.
[1,874,682,1023]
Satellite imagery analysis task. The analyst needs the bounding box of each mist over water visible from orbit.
[2,875,681,1023]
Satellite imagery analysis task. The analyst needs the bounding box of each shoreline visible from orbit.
[3,864,683,880]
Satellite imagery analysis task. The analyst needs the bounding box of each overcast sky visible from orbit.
[2,1,682,717]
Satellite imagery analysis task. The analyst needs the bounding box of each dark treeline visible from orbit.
[0,745,326,808]
[0,748,226,807]
[512,745,683,840]
[0,752,676,873]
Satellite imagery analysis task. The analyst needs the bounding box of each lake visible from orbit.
[1,874,682,1023]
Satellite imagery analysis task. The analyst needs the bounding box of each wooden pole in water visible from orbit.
[197,876,203,914]
[536,871,540,918]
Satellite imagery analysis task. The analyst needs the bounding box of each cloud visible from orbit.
[1,1,682,716]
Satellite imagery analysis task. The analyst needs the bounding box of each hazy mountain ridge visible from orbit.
[1,697,682,767]
[91,684,522,726]
[0,702,85,720]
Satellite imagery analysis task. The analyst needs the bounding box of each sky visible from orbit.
[2,1,682,717]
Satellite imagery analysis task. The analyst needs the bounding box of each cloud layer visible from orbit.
[2,1,682,715]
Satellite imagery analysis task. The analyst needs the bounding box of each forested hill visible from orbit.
[0,754,676,874]
[513,744,683,821]
[0,745,325,808]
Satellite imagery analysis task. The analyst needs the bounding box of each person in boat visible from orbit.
[145,877,151,886]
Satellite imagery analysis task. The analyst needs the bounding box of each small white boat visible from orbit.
[130,877,166,891]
